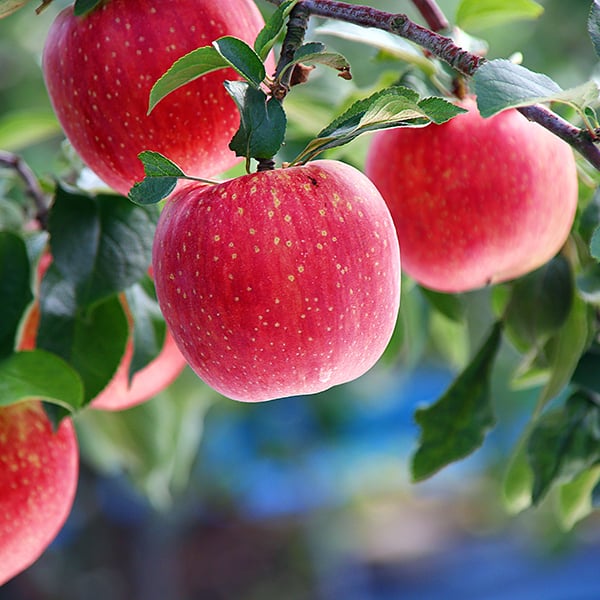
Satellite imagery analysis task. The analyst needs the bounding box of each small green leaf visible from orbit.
[503,429,534,513]
[37,267,130,404]
[589,0,600,58]
[226,81,287,162]
[473,60,600,117]
[148,46,229,114]
[0,350,83,412]
[128,178,177,206]
[411,321,502,481]
[590,225,600,261]
[254,0,299,61]
[293,87,465,164]
[536,294,592,412]
[49,184,158,307]
[73,0,102,16]
[528,392,600,504]
[558,465,600,529]
[213,36,266,89]
[456,0,543,32]
[125,276,166,379]
[0,232,33,359]
[278,42,351,79]
[137,150,185,178]
[503,256,573,352]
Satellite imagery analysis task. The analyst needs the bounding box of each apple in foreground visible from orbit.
[0,401,78,586]
[42,0,268,195]
[152,159,401,402]
[365,97,579,293]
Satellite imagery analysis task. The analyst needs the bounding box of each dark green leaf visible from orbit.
[528,392,600,504]
[73,0,102,16]
[589,0,600,58]
[577,264,600,303]
[590,225,600,261]
[572,344,600,393]
[226,81,286,161]
[49,184,158,307]
[37,266,129,404]
[503,429,534,513]
[128,177,178,206]
[456,0,543,32]
[0,232,33,358]
[473,60,599,118]
[293,87,465,164]
[419,287,465,322]
[138,150,186,178]
[411,321,502,481]
[148,46,229,114]
[0,350,83,412]
[254,0,299,61]
[504,256,573,352]
[213,36,266,89]
[125,276,166,379]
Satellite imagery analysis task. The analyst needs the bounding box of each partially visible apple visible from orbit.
[365,97,579,293]
[42,0,269,195]
[0,401,78,586]
[20,255,186,411]
[152,159,401,402]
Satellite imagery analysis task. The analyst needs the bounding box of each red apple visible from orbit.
[0,401,78,586]
[365,97,579,293]
[20,256,186,411]
[152,159,401,402]
[42,0,269,195]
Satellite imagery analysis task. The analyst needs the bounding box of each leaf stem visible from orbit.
[265,0,600,170]
[0,150,49,229]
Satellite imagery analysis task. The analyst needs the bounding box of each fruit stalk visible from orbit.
[264,0,600,170]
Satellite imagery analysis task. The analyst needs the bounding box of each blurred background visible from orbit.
[2,0,600,598]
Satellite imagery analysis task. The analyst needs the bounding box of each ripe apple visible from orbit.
[20,255,186,411]
[365,97,579,293]
[0,401,78,586]
[42,0,269,195]
[152,159,401,402]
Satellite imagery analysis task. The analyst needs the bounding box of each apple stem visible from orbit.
[0,150,49,229]
[264,0,600,171]
[257,158,276,171]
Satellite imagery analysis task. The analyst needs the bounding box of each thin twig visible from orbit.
[0,150,49,228]
[411,0,449,32]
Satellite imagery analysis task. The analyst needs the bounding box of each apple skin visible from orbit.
[365,97,579,293]
[42,0,268,195]
[152,159,401,402]
[0,401,78,586]
[20,256,186,411]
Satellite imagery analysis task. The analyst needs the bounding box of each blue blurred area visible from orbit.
[3,362,600,599]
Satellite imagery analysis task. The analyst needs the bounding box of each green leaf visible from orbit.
[419,287,465,322]
[558,465,600,529]
[590,225,600,261]
[125,276,166,379]
[572,344,600,393]
[137,150,185,178]
[278,42,351,79]
[589,0,600,59]
[528,392,600,504]
[0,232,33,359]
[0,350,83,412]
[293,87,465,164]
[503,256,573,352]
[456,0,544,32]
[535,294,592,412]
[503,429,534,513]
[37,267,130,404]
[0,110,60,152]
[73,0,102,16]
[226,81,287,161]
[577,264,600,303]
[254,0,299,61]
[49,184,158,307]
[128,177,177,206]
[213,36,266,89]
[148,46,229,114]
[411,321,502,481]
[473,60,600,117]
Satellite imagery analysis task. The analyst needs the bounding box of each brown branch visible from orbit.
[265,0,600,170]
[411,0,449,32]
[0,150,49,228]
